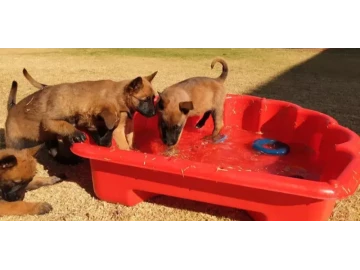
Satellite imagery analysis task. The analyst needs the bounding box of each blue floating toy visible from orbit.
[252,138,290,156]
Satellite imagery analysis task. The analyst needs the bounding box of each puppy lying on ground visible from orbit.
[0,144,63,216]
[5,69,158,164]
[156,58,228,147]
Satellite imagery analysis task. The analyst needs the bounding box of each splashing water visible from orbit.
[134,125,320,181]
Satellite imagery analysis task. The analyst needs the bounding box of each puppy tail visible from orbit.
[23,68,48,89]
[7,81,17,111]
[211,58,228,82]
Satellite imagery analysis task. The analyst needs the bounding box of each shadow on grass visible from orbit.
[35,146,95,197]
[248,48,360,134]
[148,195,254,221]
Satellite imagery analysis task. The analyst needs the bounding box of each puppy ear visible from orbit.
[179,101,194,115]
[99,109,118,130]
[0,155,18,169]
[145,71,158,82]
[23,144,44,157]
[126,77,143,94]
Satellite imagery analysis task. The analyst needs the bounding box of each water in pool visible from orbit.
[134,124,320,181]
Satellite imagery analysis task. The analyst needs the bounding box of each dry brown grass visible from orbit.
[0,49,358,221]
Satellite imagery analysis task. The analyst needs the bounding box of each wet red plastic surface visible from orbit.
[71,94,360,221]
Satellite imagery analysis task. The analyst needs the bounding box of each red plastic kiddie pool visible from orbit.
[71,94,360,221]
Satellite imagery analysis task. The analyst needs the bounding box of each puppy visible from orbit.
[19,73,115,164]
[22,70,121,149]
[0,144,63,216]
[157,58,228,147]
[23,69,111,144]
[6,81,89,165]
[5,69,158,163]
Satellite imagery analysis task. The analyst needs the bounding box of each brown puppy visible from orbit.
[22,68,158,150]
[157,58,228,146]
[22,70,117,162]
[5,69,158,162]
[0,144,63,216]
[22,70,127,148]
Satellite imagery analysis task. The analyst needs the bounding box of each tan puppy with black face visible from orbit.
[157,58,228,147]
[21,70,119,158]
[5,69,158,164]
[0,144,63,216]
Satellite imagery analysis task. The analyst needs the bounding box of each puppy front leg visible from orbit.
[211,109,225,141]
[41,119,86,143]
[125,118,134,149]
[26,175,65,191]
[196,110,212,129]
[0,201,52,216]
[112,113,131,150]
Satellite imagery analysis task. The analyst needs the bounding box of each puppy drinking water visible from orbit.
[156,58,228,147]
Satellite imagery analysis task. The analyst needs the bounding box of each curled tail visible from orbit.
[23,68,48,89]
[7,81,17,111]
[211,58,228,82]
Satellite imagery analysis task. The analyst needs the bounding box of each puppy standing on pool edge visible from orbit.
[5,69,158,164]
[156,58,228,147]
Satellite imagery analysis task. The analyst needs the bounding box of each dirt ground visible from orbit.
[0,49,359,221]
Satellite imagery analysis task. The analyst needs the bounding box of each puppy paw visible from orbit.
[212,134,228,144]
[34,202,53,215]
[68,130,87,144]
[49,175,66,184]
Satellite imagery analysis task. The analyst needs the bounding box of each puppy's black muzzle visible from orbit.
[160,120,183,146]
[1,181,30,202]
[135,97,156,117]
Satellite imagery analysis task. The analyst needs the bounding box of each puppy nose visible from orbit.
[162,137,171,145]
